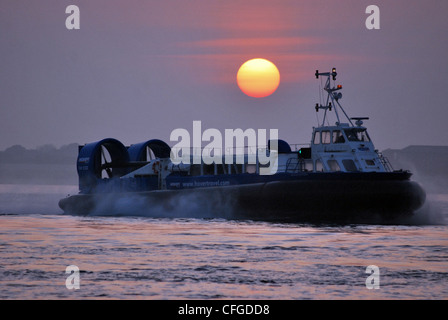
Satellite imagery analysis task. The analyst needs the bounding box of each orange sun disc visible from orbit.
[237,58,280,98]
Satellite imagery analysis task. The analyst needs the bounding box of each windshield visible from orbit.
[344,129,370,142]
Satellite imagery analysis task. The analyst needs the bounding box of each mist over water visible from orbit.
[88,190,238,221]
[399,194,447,226]
[0,184,77,215]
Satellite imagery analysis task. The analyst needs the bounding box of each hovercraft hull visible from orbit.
[59,173,426,223]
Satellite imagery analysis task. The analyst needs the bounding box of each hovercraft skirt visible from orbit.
[59,177,425,223]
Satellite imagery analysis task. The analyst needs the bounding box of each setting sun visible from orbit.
[237,58,280,98]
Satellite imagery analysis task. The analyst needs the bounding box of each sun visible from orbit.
[237,58,280,98]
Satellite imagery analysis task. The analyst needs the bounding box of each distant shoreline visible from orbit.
[1,144,447,192]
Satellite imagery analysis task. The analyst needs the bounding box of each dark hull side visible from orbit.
[59,175,426,223]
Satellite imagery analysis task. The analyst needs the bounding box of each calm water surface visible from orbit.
[0,185,447,299]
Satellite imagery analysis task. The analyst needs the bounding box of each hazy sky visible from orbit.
[1,0,447,151]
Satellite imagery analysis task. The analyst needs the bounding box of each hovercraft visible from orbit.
[59,68,426,222]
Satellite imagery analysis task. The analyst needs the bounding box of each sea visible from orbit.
[0,184,447,301]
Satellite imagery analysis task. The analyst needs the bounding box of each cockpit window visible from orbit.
[321,131,331,144]
[333,130,345,143]
[344,129,370,142]
[313,131,320,144]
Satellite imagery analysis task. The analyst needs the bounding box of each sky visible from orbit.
[1,0,447,151]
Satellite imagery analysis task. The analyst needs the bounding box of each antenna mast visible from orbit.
[314,68,353,127]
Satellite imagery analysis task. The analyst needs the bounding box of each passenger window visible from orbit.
[304,160,313,172]
[322,131,331,144]
[245,164,256,174]
[342,159,358,172]
[203,164,214,175]
[190,164,201,176]
[315,160,324,172]
[327,160,341,171]
[365,159,375,166]
[216,163,227,175]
